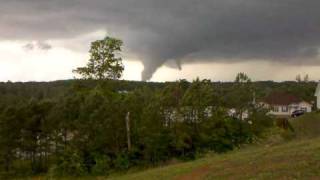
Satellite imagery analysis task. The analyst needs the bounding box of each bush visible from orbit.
[91,154,111,175]
[50,148,86,177]
[114,153,130,171]
[11,160,33,176]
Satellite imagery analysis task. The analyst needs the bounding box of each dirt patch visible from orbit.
[175,165,211,180]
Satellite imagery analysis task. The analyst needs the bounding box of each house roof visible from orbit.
[263,92,302,106]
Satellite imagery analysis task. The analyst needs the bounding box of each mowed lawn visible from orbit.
[108,137,320,180]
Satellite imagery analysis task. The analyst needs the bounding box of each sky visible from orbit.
[1,0,320,82]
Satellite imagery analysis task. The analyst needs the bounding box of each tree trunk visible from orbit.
[126,112,131,151]
[4,154,10,172]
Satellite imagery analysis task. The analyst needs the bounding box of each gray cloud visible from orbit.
[22,41,52,51]
[23,43,35,51]
[1,0,320,80]
[37,42,52,50]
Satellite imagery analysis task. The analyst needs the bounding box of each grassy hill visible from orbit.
[289,112,320,138]
[105,113,320,180]
[108,138,320,180]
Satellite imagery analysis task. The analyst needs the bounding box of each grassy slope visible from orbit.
[108,113,320,180]
[290,112,320,138]
[109,138,320,180]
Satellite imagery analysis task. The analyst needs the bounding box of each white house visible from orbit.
[261,92,312,117]
[227,108,249,120]
[315,81,320,109]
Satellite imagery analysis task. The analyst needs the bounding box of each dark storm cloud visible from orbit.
[1,0,320,80]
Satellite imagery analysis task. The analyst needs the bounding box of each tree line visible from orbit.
[0,77,276,176]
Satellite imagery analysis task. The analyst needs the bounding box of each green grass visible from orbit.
[108,138,320,180]
[289,112,320,138]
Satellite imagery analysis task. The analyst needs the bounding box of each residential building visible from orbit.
[260,92,312,117]
[315,81,320,109]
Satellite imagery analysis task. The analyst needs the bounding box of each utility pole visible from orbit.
[252,91,256,105]
[126,112,131,151]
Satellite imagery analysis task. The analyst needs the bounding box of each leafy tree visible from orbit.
[21,99,55,173]
[182,78,216,125]
[248,107,274,137]
[227,72,254,120]
[235,72,251,83]
[180,79,217,155]
[0,105,24,172]
[73,37,124,80]
[0,74,290,176]
[52,147,86,176]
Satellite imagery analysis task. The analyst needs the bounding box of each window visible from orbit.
[282,106,288,112]
[301,107,307,112]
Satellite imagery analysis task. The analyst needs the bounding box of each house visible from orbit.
[227,108,249,120]
[315,81,320,109]
[261,92,312,117]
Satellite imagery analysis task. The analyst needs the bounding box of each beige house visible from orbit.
[315,81,320,109]
[261,92,312,117]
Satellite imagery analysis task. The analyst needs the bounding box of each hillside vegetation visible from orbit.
[0,77,317,178]
[109,113,320,180]
[24,114,320,179]
[290,112,320,138]
[109,138,320,180]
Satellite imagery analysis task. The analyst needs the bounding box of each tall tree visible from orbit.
[73,37,124,80]
[227,72,253,120]
[0,105,23,172]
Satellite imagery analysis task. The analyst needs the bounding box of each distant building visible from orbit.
[118,90,129,94]
[315,81,320,109]
[260,92,312,117]
[227,108,249,120]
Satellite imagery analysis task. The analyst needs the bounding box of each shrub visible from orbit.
[91,154,111,175]
[50,148,86,177]
[114,153,130,171]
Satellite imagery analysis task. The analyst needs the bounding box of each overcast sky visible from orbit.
[1,0,320,82]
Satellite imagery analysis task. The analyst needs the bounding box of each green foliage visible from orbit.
[91,154,111,175]
[0,105,23,172]
[73,36,124,80]
[235,72,251,83]
[1,73,316,177]
[112,137,320,180]
[248,108,274,137]
[225,72,254,120]
[52,148,86,177]
[289,112,320,138]
[114,153,130,171]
